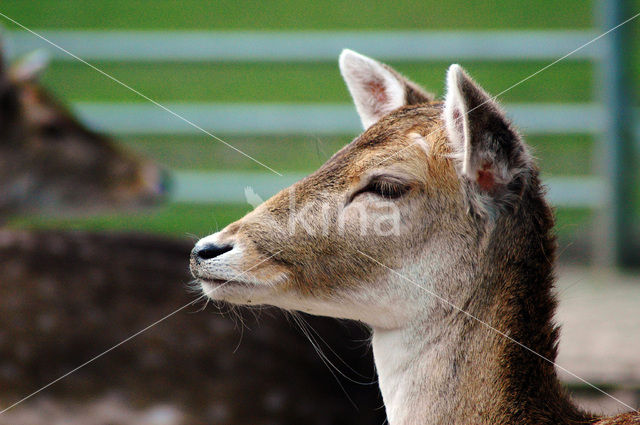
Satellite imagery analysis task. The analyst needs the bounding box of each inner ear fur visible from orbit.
[443,64,532,197]
[339,49,434,130]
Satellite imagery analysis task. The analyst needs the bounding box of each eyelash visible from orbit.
[358,179,411,200]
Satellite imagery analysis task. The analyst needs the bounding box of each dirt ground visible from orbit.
[556,266,640,415]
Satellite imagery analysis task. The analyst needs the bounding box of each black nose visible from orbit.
[193,244,233,260]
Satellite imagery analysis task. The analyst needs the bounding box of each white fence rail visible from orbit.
[73,102,611,136]
[171,172,605,208]
[5,30,602,62]
[4,30,620,211]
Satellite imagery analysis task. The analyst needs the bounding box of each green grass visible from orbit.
[7,203,251,238]
[0,0,594,30]
[117,134,595,176]
[531,135,595,176]
[555,208,594,238]
[41,61,594,104]
[7,202,594,246]
[2,0,637,240]
[119,135,348,172]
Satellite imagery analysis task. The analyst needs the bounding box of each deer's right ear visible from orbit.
[339,49,432,130]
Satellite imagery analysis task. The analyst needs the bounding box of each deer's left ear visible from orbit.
[340,49,433,129]
[443,64,531,194]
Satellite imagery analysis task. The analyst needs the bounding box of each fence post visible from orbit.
[596,0,637,267]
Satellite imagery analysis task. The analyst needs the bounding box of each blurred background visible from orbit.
[0,0,638,424]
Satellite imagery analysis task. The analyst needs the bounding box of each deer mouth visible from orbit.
[199,277,251,289]
[198,277,255,299]
[200,278,276,307]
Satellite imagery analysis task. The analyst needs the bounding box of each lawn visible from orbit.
[1,0,594,30]
[1,0,637,245]
[38,61,594,104]
[110,134,594,176]
[10,202,594,243]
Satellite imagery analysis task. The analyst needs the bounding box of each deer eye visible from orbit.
[353,178,411,201]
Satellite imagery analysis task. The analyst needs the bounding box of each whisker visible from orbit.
[287,312,360,409]
[299,316,376,383]
[296,314,377,385]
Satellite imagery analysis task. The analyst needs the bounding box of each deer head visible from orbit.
[190,49,542,330]
[0,47,169,217]
[189,51,640,425]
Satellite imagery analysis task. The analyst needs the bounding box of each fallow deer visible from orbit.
[0,230,384,424]
[190,50,640,424]
[0,47,167,218]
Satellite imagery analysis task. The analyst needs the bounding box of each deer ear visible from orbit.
[340,49,433,130]
[9,50,51,82]
[443,64,530,194]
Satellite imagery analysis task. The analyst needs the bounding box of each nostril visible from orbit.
[196,244,233,260]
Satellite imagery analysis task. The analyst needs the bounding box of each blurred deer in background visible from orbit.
[0,230,383,425]
[190,50,640,425]
[0,44,384,424]
[0,46,168,218]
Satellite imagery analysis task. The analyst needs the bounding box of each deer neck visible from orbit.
[371,240,588,425]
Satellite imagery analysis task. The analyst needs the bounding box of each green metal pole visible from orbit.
[598,0,637,267]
